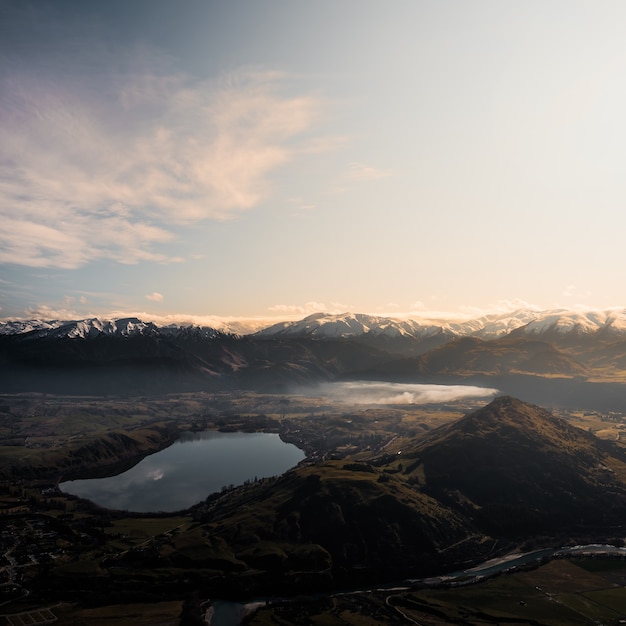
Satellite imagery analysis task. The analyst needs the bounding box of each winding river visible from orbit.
[206,544,626,626]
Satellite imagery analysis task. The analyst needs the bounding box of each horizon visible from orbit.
[4,303,626,334]
[3,1,626,320]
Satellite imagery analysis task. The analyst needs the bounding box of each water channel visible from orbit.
[207,544,626,626]
[60,431,305,512]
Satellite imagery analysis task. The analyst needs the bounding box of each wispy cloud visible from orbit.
[288,197,317,217]
[319,382,499,405]
[268,302,328,315]
[562,285,592,301]
[6,302,279,334]
[0,56,324,268]
[23,303,83,320]
[145,292,164,302]
[386,299,545,322]
[268,301,353,316]
[458,299,542,317]
[347,162,393,181]
[21,294,94,320]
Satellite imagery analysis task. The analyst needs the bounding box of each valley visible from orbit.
[4,312,626,623]
[2,389,626,623]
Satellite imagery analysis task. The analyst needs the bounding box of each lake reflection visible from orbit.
[60,431,304,512]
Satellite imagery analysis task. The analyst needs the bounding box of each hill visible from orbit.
[357,336,589,379]
[400,396,626,532]
[182,397,626,594]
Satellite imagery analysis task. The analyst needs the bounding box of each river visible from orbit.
[205,544,626,626]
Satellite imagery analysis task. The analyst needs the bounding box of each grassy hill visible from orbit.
[396,396,626,533]
[10,393,626,611]
[174,396,626,595]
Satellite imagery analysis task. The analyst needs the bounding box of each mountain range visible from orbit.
[6,307,626,341]
[4,309,626,405]
[260,308,626,339]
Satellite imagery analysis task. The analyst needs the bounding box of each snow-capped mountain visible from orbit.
[254,309,626,341]
[25,318,160,339]
[253,312,445,340]
[4,308,626,342]
[253,310,547,341]
[0,319,66,335]
[4,308,626,400]
[513,309,626,337]
[445,309,545,338]
[0,317,224,340]
[159,324,222,340]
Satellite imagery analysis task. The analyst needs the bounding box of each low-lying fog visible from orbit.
[318,381,499,405]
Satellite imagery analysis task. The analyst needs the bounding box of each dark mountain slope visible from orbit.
[194,461,487,590]
[188,397,626,593]
[359,336,589,379]
[400,396,626,533]
[0,331,391,394]
[0,333,224,394]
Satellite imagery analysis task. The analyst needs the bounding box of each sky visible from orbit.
[2,0,626,325]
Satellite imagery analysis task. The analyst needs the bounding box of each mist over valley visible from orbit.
[313,381,499,405]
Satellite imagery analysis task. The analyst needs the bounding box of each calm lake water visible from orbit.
[60,431,305,512]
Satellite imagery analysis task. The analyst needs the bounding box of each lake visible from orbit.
[60,431,305,512]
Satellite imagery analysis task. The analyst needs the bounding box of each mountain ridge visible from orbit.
[187,396,626,592]
[6,307,626,341]
[4,310,626,399]
[399,395,626,535]
[254,308,626,341]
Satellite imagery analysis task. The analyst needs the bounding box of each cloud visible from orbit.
[347,162,393,181]
[20,294,93,320]
[23,304,82,320]
[268,302,327,315]
[6,304,281,334]
[267,301,354,316]
[319,382,499,405]
[0,57,324,268]
[379,299,545,323]
[458,299,542,317]
[288,197,317,216]
[0,213,174,269]
[561,285,592,301]
[145,292,164,302]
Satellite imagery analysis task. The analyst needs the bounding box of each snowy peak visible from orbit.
[254,310,544,341]
[25,318,161,339]
[4,308,626,343]
[159,324,222,340]
[0,318,224,341]
[0,319,65,335]
[514,309,626,337]
[253,308,626,341]
[254,312,442,340]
